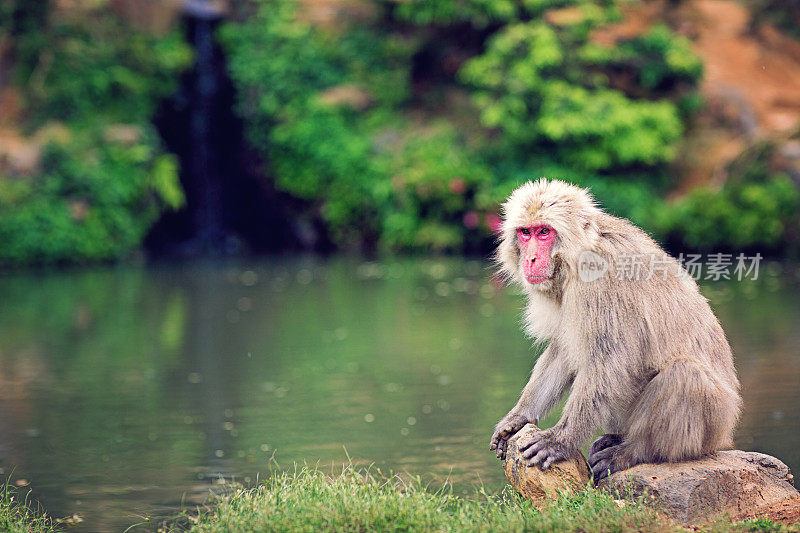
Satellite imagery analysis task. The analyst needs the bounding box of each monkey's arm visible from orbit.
[490,343,572,459]
[521,351,632,469]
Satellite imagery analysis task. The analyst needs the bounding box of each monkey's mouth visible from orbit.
[525,274,550,284]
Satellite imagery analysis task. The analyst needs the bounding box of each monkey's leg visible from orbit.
[588,434,622,458]
[588,443,628,481]
[596,360,740,481]
[588,434,624,481]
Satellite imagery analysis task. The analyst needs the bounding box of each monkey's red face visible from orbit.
[517,225,556,284]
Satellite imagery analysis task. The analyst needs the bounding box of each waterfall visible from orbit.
[148,0,307,257]
[189,14,225,253]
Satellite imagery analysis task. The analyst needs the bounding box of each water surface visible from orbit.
[0,257,798,531]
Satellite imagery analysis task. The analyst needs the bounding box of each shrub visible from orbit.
[222,0,500,252]
[0,126,184,265]
[580,24,703,90]
[0,2,190,266]
[668,173,799,250]
[459,18,691,171]
[222,0,798,254]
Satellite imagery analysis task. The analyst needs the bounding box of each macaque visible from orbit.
[489,179,741,481]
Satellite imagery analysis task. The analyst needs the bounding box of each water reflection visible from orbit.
[0,257,797,531]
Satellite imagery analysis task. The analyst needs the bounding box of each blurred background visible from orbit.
[2,0,800,260]
[1,0,799,531]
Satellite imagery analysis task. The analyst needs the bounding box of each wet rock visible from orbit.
[603,450,799,525]
[503,424,591,505]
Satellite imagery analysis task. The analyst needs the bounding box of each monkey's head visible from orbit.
[497,179,601,291]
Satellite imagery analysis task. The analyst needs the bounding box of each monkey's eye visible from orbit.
[538,228,551,236]
[520,228,531,236]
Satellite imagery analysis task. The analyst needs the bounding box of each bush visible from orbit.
[220,0,797,254]
[668,173,800,250]
[0,2,190,266]
[459,18,689,171]
[580,24,703,90]
[394,0,521,26]
[0,126,184,265]
[222,0,703,252]
[222,1,500,252]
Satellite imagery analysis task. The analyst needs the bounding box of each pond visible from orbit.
[0,257,798,531]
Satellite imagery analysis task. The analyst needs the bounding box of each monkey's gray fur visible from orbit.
[489,179,741,481]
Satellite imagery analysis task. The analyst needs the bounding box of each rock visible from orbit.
[103,124,143,145]
[317,85,374,111]
[504,424,591,505]
[603,450,799,525]
[739,495,800,525]
[544,7,588,27]
[0,129,42,176]
[181,0,228,19]
[297,0,379,28]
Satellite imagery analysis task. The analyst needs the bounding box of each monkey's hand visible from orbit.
[519,428,575,470]
[490,412,532,460]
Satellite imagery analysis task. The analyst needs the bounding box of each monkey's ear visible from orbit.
[495,230,522,283]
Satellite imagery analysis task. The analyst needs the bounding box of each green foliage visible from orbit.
[379,125,495,251]
[266,103,384,246]
[220,3,412,127]
[668,173,799,250]
[460,18,690,171]
[581,24,703,90]
[220,1,342,125]
[730,517,793,532]
[223,0,498,251]
[0,478,61,533]
[10,5,192,126]
[663,142,800,250]
[0,126,184,265]
[223,0,797,254]
[0,2,191,266]
[219,0,406,247]
[394,0,521,26]
[394,0,618,27]
[167,465,793,532]
[169,465,671,532]
[536,81,682,169]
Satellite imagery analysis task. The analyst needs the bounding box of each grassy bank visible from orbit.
[165,466,793,532]
[0,479,59,533]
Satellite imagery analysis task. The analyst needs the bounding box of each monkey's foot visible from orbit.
[589,433,622,457]
[490,413,531,460]
[589,443,633,483]
[519,429,575,470]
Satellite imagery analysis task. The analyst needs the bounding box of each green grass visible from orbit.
[163,465,797,532]
[0,478,60,533]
